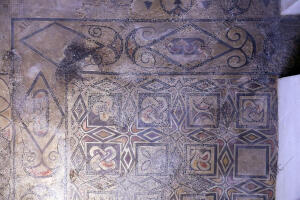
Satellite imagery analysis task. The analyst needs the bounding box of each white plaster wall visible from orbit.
[277,75,300,200]
[281,0,300,15]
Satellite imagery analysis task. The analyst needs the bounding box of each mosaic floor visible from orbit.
[0,0,292,199]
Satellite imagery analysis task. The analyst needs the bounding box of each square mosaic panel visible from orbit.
[234,145,270,178]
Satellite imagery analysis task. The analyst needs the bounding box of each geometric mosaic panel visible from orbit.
[185,144,217,176]
[10,4,280,197]
[235,145,270,178]
[237,94,271,129]
[136,143,168,176]
[86,142,121,175]
[186,93,220,128]
[138,93,171,128]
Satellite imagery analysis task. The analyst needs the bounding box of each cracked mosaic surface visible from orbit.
[1,0,298,199]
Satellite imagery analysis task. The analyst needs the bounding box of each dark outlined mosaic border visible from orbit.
[10,17,283,77]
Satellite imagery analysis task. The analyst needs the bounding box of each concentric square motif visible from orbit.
[86,143,121,175]
[235,145,270,178]
[135,143,168,176]
[185,144,217,176]
[138,93,171,128]
[186,93,220,128]
[237,94,270,129]
[88,93,122,127]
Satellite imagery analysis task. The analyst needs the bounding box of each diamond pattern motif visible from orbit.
[171,95,185,126]
[88,127,121,142]
[239,130,267,144]
[191,80,217,92]
[20,23,86,66]
[137,128,163,142]
[187,129,216,143]
[236,179,265,194]
[91,78,121,92]
[72,94,87,122]
[239,80,267,92]
[221,95,237,127]
[71,145,85,173]
[124,97,137,123]
[121,146,134,172]
[140,79,171,92]
[218,146,234,175]
[149,24,232,70]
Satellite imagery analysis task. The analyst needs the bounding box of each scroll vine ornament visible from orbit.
[225,26,256,68]
[21,97,61,178]
[22,141,61,178]
[19,72,64,178]
[126,24,255,71]
[140,96,169,125]
[82,25,123,69]
[241,99,265,123]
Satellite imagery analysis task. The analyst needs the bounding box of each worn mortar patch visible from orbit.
[55,40,102,82]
